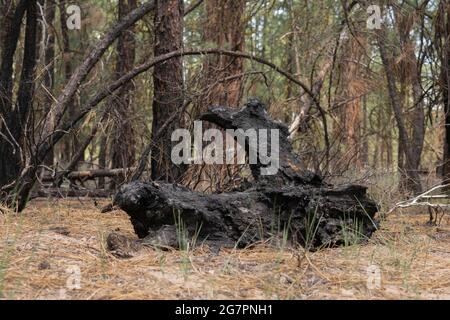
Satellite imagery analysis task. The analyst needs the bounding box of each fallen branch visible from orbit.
[42,168,137,183]
[31,188,114,199]
[386,184,450,214]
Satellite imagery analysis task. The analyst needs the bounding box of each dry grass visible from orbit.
[0,197,449,300]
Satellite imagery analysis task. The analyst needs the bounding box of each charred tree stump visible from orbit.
[113,99,379,251]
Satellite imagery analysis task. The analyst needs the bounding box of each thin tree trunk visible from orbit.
[110,0,137,187]
[439,1,450,186]
[42,0,56,167]
[335,33,365,170]
[98,134,108,189]
[58,0,79,165]
[398,9,425,191]
[377,28,422,194]
[16,0,38,134]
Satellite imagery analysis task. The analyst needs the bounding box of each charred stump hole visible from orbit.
[109,98,379,253]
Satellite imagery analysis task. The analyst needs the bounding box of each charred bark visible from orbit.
[0,0,29,189]
[0,0,37,195]
[438,1,450,187]
[114,99,379,250]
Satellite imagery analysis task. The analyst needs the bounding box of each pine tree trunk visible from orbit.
[377,27,423,194]
[110,0,137,187]
[336,33,365,170]
[58,0,80,165]
[150,0,184,182]
[198,0,245,109]
[185,0,246,192]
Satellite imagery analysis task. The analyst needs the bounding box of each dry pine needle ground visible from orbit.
[0,197,449,300]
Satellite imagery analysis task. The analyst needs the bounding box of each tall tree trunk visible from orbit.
[98,134,108,189]
[0,0,13,58]
[0,0,35,190]
[110,0,137,186]
[335,33,366,170]
[150,0,184,182]
[197,0,245,109]
[396,8,425,192]
[16,0,38,135]
[58,0,80,165]
[43,0,56,167]
[184,0,246,192]
[439,1,450,186]
[377,28,423,194]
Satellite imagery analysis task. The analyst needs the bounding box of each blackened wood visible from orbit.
[114,99,379,250]
[114,180,378,249]
[200,98,323,186]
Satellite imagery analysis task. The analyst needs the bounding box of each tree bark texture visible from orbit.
[150,0,185,182]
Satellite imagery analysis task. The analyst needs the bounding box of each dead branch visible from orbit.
[47,0,156,129]
[31,188,114,199]
[387,184,450,214]
[42,168,137,183]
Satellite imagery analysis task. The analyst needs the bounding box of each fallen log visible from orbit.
[115,181,378,249]
[32,188,114,199]
[41,168,138,183]
[113,99,379,251]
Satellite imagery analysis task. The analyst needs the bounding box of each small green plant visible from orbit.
[340,213,365,247]
[97,229,111,279]
[221,224,251,275]
[302,202,325,250]
[173,210,204,278]
[174,210,189,251]
[274,210,293,264]
[173,209,203,252]
[355,197,379,231]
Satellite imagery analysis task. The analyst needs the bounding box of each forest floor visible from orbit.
[0,196,449,300]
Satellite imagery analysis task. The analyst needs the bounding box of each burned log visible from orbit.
[113,98,379,250]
